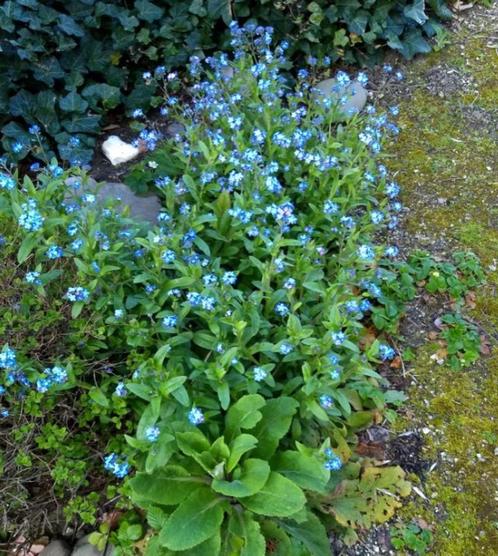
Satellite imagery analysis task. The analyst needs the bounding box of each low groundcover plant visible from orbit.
[1,23,412,555]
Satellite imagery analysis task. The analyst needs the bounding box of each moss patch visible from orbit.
[385,6,498,554]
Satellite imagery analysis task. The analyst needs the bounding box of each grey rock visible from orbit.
[166,122,185,137]
[98,182,162,224]
[72,535,114,556]
[313,78,367,117]
[65,177,162,225]
[40,540,71,556]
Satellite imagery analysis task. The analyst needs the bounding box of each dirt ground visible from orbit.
[336,4,498,555]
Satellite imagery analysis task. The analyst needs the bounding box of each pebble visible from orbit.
[102,136,140,166]
[39,540,71,556]
[313,78,367,117]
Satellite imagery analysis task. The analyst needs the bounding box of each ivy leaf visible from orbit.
[404,0,429,25]
[207,0,232,24]
[241,472,306,517]
[211,458,270,498]
[34,91,59,134]
[158,487,225,550]
[398,29,432,59]
[81,83,121,110]
[251,397,299,459]
[57,14,85,37]
[62,114,101,134]
[33,57,65,85]
[9,90,35,119]
[129,466,202,505]
[59,91,88,113]
[189,0,207,17]
[136,0,164,22]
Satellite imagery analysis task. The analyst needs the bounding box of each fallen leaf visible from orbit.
[356,441,386,460]
[454,1,475,11]
[414,517,432,531]
[480,337,491,355]
[465,291,476,309]
[390,356,402,369]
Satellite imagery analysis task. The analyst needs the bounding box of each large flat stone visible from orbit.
[99,182,162,224]
[313,78,367,117]
[65,177,161,225]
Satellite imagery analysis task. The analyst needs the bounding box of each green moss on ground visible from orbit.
[386,8,498,555]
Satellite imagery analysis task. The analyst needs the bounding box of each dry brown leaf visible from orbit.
[390,356,402,369]
[454,1,475,11]
[356,441,386,460]
[465,291,477,309]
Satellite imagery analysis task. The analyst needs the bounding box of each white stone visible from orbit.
[102,135,140,166]
[313,78,368,118]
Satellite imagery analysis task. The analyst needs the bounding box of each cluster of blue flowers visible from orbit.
[36,365,68,393]
[103,453,130,478]
[0,21,405,484]
[324,448,342,471]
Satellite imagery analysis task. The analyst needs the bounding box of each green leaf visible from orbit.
[57,14,85,37]
[89,387,109,408]
[129,466,203,505]
[212,458,270,498]
[126,383,152,401]
[176,430,211,457]
[137,397,161,439]
[251,397,299,459]
[17,234,38,263]
[181,532,221,555]
[404,0,429,25]
[229,513,266,556]
[62,114,101,134]
[159,487,225,550]
[272,451,329,493]
[278,512,331,556]
[32,57,65,86]
[227,434,258,472]
[241,472,306,517]
[82,83,121,110]
[9,90,35,119]
[59,91,88,113]
[136,0,164,22]
[207,0,232,23]
[397,29,432,59]
[71,302,84,319]
[146,506,168,530]
[217,382,230,410]
[225,394,266,440]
